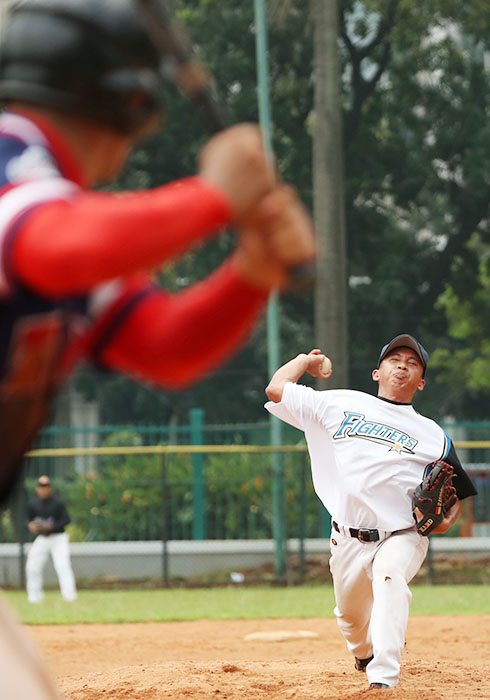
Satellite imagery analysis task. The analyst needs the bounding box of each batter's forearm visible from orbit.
[12,177,232,297]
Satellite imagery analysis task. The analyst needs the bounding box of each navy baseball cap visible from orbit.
[378,334,429,376]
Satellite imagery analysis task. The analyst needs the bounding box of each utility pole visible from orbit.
[254,0,286,579]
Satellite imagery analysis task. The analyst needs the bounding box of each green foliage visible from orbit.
[62,458,164,542]
[341,0,490,418]
[430,237,490,415]
[0,509,16,542]
[55,448,322,543]
[11,430,324,544]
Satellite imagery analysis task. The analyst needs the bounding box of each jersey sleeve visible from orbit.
[443,439,478,499]
[10,177,233,298]
[265,382,325,431]
[0,113,85,295]
[264,398,304,431]
[0,169,80,297]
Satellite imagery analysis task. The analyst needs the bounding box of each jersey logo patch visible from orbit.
[333,411,418,454]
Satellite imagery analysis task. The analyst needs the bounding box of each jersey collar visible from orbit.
[376,395,412,406]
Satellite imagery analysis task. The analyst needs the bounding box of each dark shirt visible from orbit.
[27,496,70,534]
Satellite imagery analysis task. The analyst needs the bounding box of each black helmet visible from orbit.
[0,0,165,135]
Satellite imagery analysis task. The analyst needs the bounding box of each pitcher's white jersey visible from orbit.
[265,384,451,531]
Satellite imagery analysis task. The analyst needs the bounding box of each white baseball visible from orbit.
[321,356,332,374]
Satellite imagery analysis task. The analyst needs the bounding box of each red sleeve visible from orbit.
[97,258,269,389]
[10,177,233,297]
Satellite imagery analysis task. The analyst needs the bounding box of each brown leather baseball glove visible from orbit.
[412,461,458,536]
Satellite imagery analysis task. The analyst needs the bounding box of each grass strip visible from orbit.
[2,584,489,625]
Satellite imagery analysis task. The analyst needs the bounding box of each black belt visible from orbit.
[333,520,380,543]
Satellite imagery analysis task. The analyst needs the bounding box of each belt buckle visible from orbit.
[357,528,372,543]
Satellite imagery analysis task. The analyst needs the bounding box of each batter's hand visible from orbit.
[198,124,275,221]
[233,185,316,290]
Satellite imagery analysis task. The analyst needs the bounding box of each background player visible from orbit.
[265,334,477,690]
[26,475,77,604]
[0,0,315,696]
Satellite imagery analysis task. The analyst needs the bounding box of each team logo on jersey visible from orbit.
[333,411,418,454]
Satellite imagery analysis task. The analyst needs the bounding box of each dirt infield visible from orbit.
[30,616,490,699]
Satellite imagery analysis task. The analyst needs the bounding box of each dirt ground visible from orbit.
[29,615,490,700]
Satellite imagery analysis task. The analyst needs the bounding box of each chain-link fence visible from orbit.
[0,432,488,586]
[4,446,328,544]
[2,441,488,546]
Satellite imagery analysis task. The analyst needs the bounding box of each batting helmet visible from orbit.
[0,0,165,135]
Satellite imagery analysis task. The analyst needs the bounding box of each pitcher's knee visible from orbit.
[336,610,371,633]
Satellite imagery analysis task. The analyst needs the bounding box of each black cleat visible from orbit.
[368,682,390,690]
[354,655,374,672]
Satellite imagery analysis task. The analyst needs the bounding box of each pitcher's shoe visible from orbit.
[354,655,373,672]
[368,682,390,690]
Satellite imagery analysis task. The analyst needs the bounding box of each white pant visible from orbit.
[329,525,429,688]
[26,532,77,603]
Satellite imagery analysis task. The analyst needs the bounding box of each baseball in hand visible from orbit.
[321,356,332,374]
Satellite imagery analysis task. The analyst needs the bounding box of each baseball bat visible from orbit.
[135,0,315,291]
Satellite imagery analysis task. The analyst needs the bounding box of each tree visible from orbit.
[313,0,349,389]
[339,0,490,419]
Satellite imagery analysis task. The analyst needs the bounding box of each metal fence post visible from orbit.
[190,408,206,540]
[271,447,286,578]
[254,0,287,580]
[160,453,169,585]
[299,451,307,583]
